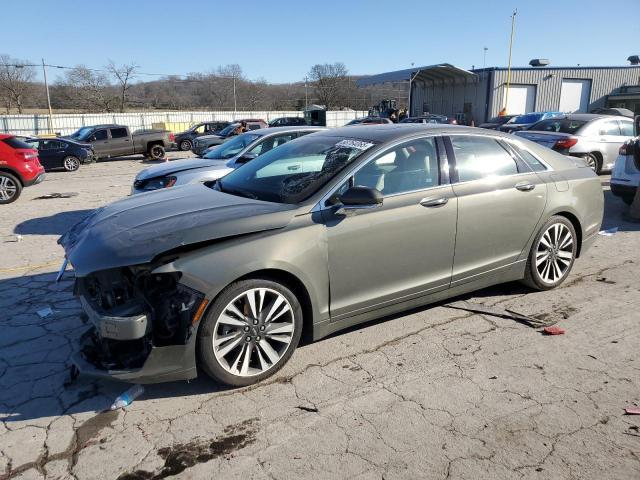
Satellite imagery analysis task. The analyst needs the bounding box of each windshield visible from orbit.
[527,119,586,134]
[218,124,238,137]
[509,114,544,125]
[71,127,95,140]
[203,133,261,159]
[217,135,377,204]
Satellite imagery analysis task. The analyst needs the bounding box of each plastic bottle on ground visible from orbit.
[110,384,144,410]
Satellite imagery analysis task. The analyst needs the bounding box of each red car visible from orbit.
[0,134,45,204]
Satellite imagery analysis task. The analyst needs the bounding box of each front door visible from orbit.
[446,134,547,284]
[89,129,110,157]
[322,136,457,320]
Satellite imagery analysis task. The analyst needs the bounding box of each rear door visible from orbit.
[108,127,131,156]
[446,134,547,285]
[595,119,626,167]
[39,140,66,169]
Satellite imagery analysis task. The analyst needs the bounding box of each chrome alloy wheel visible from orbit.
[63,156,80,171]
[213,288,295,377]
[535,223,574,284]
[0,176,18,201]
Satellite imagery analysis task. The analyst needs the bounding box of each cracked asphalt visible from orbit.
[1,153,639,480]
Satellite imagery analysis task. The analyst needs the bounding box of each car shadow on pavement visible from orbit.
[602,189,640,232]
[13,209,94,236]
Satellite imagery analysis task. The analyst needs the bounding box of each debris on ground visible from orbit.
[110,384,144,410]
[296,406,319,413]
[598,227,618,236]
[542,326,566,335]
[36,307,54,318]
[34,192,79,199]
[624,406,640,415]
[444,301,557,328]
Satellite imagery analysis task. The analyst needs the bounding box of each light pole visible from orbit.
[503,10,517,114]
[483,47,488,69]
[304,76,308,110]
[232,74,237,118]
[41,59,54,133]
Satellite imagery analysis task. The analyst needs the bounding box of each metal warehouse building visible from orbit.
[357,63,640,124]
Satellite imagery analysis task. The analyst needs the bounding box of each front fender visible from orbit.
[152,213,329,329]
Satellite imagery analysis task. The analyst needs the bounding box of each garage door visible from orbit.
[559,79,591,113]
[503,85,536,115]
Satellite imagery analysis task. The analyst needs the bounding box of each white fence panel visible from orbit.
[0,110,368,136]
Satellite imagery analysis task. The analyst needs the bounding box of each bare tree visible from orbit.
[106,60,139,113]
[307,62,349,109]
[0,55,36,113]
[60,65,117,112]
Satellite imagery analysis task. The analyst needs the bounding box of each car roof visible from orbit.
[308,124,492,142]
[253,126,324,136]
[0,134,13,140]
[541,113,613,121]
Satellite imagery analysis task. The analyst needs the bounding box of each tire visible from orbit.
[522,216,577,291]
[179,139,192,151]
[147,145,165,160]
[583,153,601,174]
[197,278,303,387]
[62,156,80,172]
[0,172,22,204]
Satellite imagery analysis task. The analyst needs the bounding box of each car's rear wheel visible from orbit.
[523,216,577,290]
[148,145,165,160]
[179,139,192,151]
[0,172,22,204]
[583,153,600,174]
[62,156,80,172]
[198,279,303,386]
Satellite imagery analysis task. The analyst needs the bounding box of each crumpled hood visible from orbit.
[136,158,230,181]
[59,184,297,276]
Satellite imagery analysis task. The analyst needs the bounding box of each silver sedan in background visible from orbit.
[132,126,324,194]
[515,114,634,173]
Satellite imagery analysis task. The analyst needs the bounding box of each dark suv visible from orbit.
[175,121,230,151]
[268,117,307,127]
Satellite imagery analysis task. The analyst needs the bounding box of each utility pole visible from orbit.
[483,47,488,69]
[42,59,54,133]
[304,76,308,110]
[503,10,517,114]
[232,74,237,118]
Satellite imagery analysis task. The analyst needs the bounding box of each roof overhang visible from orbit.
[356,63,477,87]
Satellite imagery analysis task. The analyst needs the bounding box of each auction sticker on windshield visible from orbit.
[335,139,375,150]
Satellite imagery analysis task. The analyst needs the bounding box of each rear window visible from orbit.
[2,137,34,149]
[528,119,586,134]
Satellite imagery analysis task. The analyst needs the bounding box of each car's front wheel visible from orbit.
[198,278,303,386]
[179,139,192,151]
[63,156,81,172]
[523,216,577,290]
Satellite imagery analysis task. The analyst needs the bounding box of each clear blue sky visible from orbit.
[2,0,638,83]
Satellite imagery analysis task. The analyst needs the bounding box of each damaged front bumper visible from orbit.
[71,268,208,384]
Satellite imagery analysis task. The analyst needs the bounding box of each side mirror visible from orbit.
[335,186,383,215]
[236,152,258,164]
[89,135,96,142]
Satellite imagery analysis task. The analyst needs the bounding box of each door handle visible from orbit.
[419,197,448,207]
[515,181,535,192]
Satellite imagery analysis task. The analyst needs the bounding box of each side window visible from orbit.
[194,125,205,134]
[513,145,547,172]
[598,121,621,136]
[247,124,261,131]
[110,128,128,139]
[41,140,63,150]
[451,136,518,182]
[353,137,440,196]
[619,120,634,137]
[94,129,108,141]
[248,134,296,156]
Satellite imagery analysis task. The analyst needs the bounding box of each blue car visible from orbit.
[499,112,564,134]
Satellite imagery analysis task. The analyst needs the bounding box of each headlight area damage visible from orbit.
[73,266,208,383]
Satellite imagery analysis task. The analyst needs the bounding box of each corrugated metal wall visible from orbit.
[412,66,640,123]
[0,110,368,135]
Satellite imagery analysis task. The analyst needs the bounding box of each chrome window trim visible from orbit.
[313,133,444,212]
[503,138,555,171]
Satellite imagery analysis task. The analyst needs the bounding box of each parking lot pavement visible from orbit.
[1,163,639,480]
